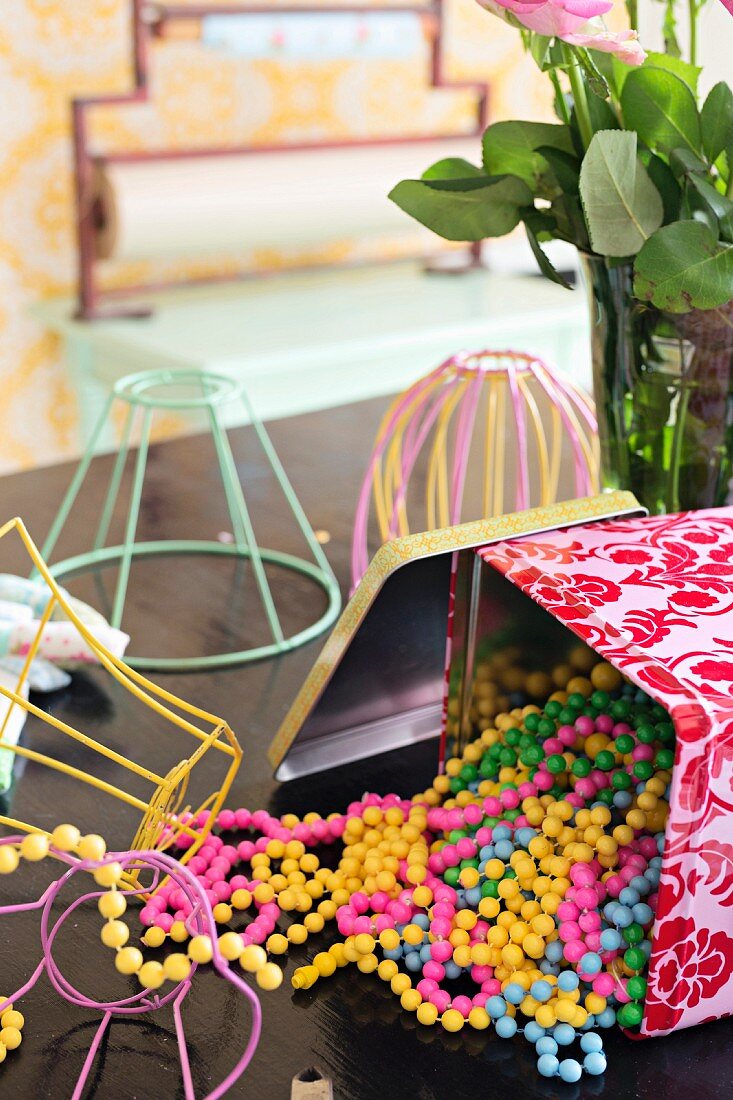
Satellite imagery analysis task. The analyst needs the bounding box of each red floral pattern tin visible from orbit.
[479,508,733,1036]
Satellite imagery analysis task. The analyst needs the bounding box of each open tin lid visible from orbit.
[268,491,643,780]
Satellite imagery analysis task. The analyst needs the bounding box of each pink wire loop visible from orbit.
[351,353,465,585]
[0,837,263,1100]
[506,356,529,512]
[351,350,598,590]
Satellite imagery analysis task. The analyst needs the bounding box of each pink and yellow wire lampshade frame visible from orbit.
[352,351,599,587]
[0,517,242,869]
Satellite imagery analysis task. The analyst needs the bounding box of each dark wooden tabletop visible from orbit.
[0,396,728,1100]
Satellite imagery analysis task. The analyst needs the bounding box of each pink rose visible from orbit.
[478,0,646,64]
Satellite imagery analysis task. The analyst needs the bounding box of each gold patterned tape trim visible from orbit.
[268,492,642,770]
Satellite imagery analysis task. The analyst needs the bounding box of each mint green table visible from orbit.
[35,261,589,453]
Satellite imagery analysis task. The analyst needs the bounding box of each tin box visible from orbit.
[271,493,733,1037]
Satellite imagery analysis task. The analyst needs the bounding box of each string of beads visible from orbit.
[0,656,668,1088]
[0,826,273,1098]
[136,658,669,1084]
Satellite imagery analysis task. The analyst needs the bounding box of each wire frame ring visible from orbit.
[351,350,598,588]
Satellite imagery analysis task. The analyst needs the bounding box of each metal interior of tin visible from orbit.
[274,553,452,780]
[272,493,644,781]
[445,553,596,761]
[276,549,597,780]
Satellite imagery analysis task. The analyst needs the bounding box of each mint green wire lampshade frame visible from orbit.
[36,369,341,671]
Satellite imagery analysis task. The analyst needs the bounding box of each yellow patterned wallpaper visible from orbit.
[0,1,551,474]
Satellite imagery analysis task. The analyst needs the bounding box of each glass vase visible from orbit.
[581,254,733,514]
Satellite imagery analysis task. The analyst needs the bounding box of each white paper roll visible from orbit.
[94,138,481,262]
[202,12,424,60]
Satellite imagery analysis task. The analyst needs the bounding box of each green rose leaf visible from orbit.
[482,121,573,195]
[585,93,621,134]
[576,47,610,99]
[422,158,484,181]
[551,193,590,249]
[669,147,707,179]
[529,33,552,71]
[610,56,632,98]
[681,191,719,236]
[579,130,664,257]
[589,53,619,97]
[524,220,573,289]
[388,174,533,242]
[701,82,733,164]
[535,146,581,195]
[644,52,701,95]
[717,146,733,189]
[688,176,733,243]
[634,221,733,312]
[621,66,702,158]
[643,152,681,223]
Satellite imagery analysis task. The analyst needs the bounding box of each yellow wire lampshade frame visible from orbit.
[0,517,242,866]
[351,351,599,588]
